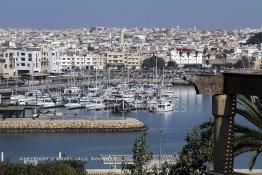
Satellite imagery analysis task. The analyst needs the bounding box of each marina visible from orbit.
[1,86,261,169]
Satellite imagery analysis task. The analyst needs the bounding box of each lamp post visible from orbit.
[159,128,164,170]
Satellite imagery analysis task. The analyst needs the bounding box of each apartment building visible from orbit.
[170,48,203,66]
[92,53,105,69]
[106,52,125,68]
[0,48,15,78]
[60,49,94,71]
[125,54,143,69]
[41,48,49,73]
[13,48,42,75]
[106,52,144,69]
[47,48,61,73]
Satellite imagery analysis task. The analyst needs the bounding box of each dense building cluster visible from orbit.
[0,27,262,78]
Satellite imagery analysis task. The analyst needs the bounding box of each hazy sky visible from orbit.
[0,0,261,29]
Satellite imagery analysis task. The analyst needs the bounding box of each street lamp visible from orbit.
[159,128,164,170]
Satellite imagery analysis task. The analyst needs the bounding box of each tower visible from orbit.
[120,29,124,49]
[109,32,112,47]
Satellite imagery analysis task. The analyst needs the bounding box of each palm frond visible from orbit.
[235,134,261,145]
[249,150,262,170]
[234,146,260,156]
[237,96,262,129]
[234,124,262,139]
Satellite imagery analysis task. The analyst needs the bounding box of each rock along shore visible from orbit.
[0,118,147,133]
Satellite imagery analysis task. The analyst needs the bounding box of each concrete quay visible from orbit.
[0,118,147,133]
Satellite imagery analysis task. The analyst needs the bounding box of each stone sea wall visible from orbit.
[0,118,147,133]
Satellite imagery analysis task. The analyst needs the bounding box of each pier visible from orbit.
[0,118,146,133]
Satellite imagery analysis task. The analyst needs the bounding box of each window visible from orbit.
[21,63,25,66]
[4,64,7,69]
[21,58,25,61]
[27,64,30,67]
[21,53,25,56]
[28,58,32,61]
[28,53,32,57]
[17,64,19,66]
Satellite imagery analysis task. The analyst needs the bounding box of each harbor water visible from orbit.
[0,86,261,169]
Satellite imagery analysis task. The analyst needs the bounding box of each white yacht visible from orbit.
[64,98,81,109]
[79,96,93,106]
[86,98,106,110]
[64,86,81,96]
[39,97,56,108]
[155,98,174,112]
[147,97,158,111]
[10,95,26,105]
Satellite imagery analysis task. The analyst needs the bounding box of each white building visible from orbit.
[13,48,42,75]
[47,48,61,74]
[170,48,203,66]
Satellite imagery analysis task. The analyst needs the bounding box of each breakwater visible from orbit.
[0,118,146,133]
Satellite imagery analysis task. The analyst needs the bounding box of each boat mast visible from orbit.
[156,55,158,86]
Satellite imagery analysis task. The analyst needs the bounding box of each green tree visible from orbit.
[0,161,82,175]
[62,161,86,175]
[170,120,213,175]
[245,32,262,45]
[142,56,165,69]
[167,61,178,69]
[234,95,262,170]
[128,134,153,175]
[234,59,245,68]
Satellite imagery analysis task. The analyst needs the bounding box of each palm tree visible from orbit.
[195,50,199,65]
[234,95,262,170]
[200,95,261,170]
[179,49,183,66]
[187,51,190,65]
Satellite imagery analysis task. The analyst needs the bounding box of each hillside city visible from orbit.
[1,27,262,79]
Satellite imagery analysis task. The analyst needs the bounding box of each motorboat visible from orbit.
[10,95,26,105]
[64,86,81,96]
[86,98,106,110]
[64,98,82,109]
[155,98,174,112]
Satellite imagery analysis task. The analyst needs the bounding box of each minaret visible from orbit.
[120,29,124,49]
[109,32,112,47]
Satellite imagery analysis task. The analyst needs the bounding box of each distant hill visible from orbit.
[245,32,262,45]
